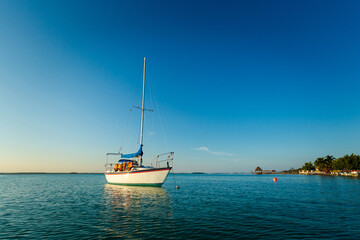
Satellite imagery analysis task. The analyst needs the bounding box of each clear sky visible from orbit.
[1,0,359,173]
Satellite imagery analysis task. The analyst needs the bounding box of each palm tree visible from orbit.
[314,155,335,172]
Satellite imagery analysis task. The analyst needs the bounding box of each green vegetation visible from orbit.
[302,162,315,171]
[332,154,360,170]
[314,155,335,172]
[282,154,360,174]
[303,154,360,171]
[282,167,301,174]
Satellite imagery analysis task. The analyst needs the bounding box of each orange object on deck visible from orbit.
[114,164,119,172]
[128,162,133,171]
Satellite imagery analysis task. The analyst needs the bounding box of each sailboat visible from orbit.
[105,57,173,187]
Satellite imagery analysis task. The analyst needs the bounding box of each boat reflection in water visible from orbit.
[99,184,175,238]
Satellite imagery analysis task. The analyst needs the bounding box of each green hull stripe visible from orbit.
[108,182,163,187]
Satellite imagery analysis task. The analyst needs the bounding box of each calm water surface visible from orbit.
[0,174,359,239]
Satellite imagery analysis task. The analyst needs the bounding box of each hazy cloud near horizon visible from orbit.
[194,147,236,156]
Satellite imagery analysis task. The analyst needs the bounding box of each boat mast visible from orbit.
[139,57,146,166]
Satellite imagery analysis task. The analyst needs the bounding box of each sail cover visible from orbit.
[121,145,143,158]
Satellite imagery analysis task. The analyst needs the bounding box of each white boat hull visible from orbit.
[105,168,172,187]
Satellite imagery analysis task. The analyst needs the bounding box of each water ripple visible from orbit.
[0,174,359,239]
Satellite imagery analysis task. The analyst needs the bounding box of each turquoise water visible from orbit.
[1,174,359,239]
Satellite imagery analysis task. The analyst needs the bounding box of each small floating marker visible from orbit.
[273,177,277,182]
[176,185,180,189]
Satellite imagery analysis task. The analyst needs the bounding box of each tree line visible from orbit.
[302,154,360,171]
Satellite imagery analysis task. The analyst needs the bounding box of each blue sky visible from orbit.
[0,0,359,172]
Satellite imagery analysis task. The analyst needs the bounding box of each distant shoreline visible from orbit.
[0,172,103,175]
[0,172,253,175]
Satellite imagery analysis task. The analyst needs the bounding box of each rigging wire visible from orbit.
[147,69,177,188]
[119,78,140,152]
[171,164,179,189]
[149,75,169,153]
[147,67,156,154]
[119,108,133,152]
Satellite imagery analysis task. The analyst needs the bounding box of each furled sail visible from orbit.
[121,145,143,158]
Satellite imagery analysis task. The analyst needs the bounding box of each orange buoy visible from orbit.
[273,177,277,182]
